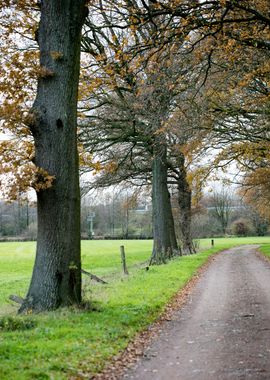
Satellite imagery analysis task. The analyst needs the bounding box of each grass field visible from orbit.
[0,237,270,379]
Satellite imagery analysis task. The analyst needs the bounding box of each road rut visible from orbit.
[122,245,270,380]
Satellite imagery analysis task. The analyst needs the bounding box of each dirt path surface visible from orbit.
[122,245,270,380]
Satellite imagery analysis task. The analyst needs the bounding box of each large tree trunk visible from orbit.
[177,153,195,255]
[150,143,179,265]
[19,0,87,313]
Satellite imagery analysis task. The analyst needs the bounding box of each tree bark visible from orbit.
[19,0,87,313]
[176,153,195,255]
[150,142,179,265]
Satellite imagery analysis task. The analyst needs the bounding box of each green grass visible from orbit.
[0,236,269,379]
[258,242,270,259]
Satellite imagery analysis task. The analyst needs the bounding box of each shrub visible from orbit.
[231,218,251,237]
[0,316,37,332]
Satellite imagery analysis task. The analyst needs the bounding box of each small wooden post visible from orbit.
[211,239,214,247]
[120,245,129,275]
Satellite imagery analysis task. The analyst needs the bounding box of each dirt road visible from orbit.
[122,245,270,380]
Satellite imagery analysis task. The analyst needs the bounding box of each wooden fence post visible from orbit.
[120,245,129,275]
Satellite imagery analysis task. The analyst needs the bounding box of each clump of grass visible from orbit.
[0,316,37,332]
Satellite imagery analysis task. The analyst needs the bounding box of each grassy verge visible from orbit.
[0,237,269,379]
[259,243,270,260]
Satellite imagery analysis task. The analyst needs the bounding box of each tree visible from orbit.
[79,0,229,259]
[240,168,270,221]
[79,5,189,263]
[210,187,233,235]
[174,152,195,254]
[5,0,88,313]
[150,139,179,263]
[135,1,269,157]
[247,207,269,236]
[137,1,269,50]
[120,190,139,239]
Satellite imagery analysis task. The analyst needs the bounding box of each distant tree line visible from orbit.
[1,187,268,241]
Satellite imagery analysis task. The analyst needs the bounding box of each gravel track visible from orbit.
[122,245,270,380]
